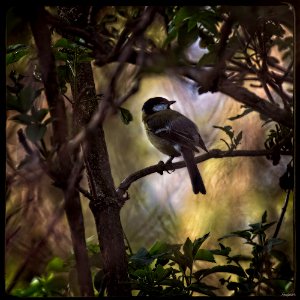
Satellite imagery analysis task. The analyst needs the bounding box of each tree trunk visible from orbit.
[29,7,94,296]
[56,7,131,296]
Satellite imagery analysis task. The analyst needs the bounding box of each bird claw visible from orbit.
[157,161,165,175]
[164,157,175,174]
[157,159,175,175]
[166,168,175,174]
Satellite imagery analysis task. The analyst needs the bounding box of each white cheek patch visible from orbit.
[174,144,181,152]
[153,104,169,111]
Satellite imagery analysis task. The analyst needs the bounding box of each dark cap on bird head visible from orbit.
[142,97,176,114]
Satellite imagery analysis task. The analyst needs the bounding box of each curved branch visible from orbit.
[175,66,293,129]
[117,149,292,194]
[218,79,293,128]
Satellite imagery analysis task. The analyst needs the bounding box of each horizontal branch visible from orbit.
[117,148,292,194]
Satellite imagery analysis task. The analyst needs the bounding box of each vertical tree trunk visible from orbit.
[71,62,130,297]
[57,7,131,296]
[29,7,94,296]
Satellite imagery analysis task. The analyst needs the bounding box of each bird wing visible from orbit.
[146,111,206,152]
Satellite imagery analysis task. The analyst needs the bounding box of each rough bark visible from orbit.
[29,7,94,296]
[56,7,131,296]
[72,63,130,297]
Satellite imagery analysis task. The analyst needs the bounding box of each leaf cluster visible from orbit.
[218,211,293,295]
[10,211,293,296]
[127,211,293,296]
[264,123,293,166]
[11,241,103,297]
[213,125,243,151]
[7,71,50,145]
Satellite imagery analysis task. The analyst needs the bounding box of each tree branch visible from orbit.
[174,66,293,128]
[29,7,94,296]
[218,78,293,128]
[117,149,292,195]
[273,189,291,238]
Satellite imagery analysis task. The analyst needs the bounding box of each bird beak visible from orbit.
[168,100,176,107]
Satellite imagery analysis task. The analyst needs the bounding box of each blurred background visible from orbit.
[6,5,294,294]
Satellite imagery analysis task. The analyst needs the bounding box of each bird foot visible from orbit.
[164,157,175,174]
[157,158,175,174]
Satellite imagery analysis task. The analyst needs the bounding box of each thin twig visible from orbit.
[68,7,157,151]
[63,94,74,105]
[273,189,291,238]
[77,185,94,201]
[17,129,33,155]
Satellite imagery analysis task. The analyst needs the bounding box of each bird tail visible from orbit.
[181,148,206,195]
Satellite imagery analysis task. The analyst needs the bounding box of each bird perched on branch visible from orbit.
[142,97,208,195]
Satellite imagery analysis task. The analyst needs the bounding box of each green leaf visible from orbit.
[12,277,43,297]
[213,125,234,139]
[163,25,178,47]
[7,91,22,111]
[154,265,172,282]
[132,268,148,278]
[234,131,243,146]
[78,53,93,63]
[87,242,100,254]
[261,210,267,223]
[32,108,49,122]
[250,221,277,234]
[248,222,261,231]
[25,124,47,142]
[119,107,133,125]
[53,38,76,49]
[219,230,252,241]
[198,10,219,35]
[210,246,231,257]
[149,241,168,257]
[6,44,28,53]
[172,249,188,272]
[130,247,154,267]
[160,278,184,288]
[187,17,198,32]
[192,232,210,257]
[44,273,68,292]
[18,86,38,113]
[196,265,247,279]
[10,113,33,125]
[46,257,65,272]
[194,249,215,262]
[6,46,29,65]
[182,237,193,268]
[178,23,199,47]
[173,7,194,28]
[228,108,253,121]
[54,50,68,62]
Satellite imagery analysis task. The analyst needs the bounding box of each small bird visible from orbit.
[142,97,208,194]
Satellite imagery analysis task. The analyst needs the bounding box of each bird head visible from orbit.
[142,97,176,115]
